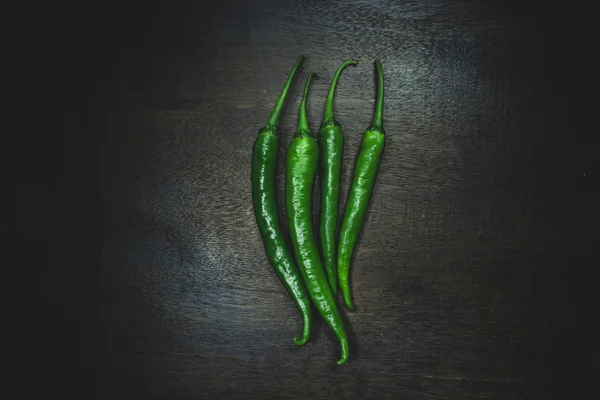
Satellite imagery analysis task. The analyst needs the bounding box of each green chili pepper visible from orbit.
[318,59,357,295]
[338,60,386,311]
[252,56,312,345]
[286,72,350,364]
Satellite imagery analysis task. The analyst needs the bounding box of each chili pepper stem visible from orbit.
[322,59,357,125]
[266,55,305,130]
[296,72,313,135]
[370,59,384,131]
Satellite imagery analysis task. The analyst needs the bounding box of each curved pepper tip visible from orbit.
[293,335,309,346]
[337,356,348,365]
[337,339,350,365]
[293,311,311,346]
[342,289,357,311]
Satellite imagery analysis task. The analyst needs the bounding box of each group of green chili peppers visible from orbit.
[251,55,385,365]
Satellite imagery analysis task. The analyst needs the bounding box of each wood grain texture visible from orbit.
[27,0,591,399]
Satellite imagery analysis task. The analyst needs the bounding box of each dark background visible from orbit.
[17,0,594,398]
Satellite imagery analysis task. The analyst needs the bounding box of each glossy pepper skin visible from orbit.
[318,59,357,295]
[338,60,386,311]
[252,56,312,345]
[286,72,350,364]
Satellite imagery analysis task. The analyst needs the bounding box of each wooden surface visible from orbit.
[25,0,594,399]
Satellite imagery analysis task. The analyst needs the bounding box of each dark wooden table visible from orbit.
[25,1,593,399]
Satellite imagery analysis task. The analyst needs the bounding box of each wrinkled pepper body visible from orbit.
[337,129,385,310]
[318,124,344,293]
[251,56,312,345]
[338,59,386,311]
[286,73,350,364]
[318,59,356,295]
